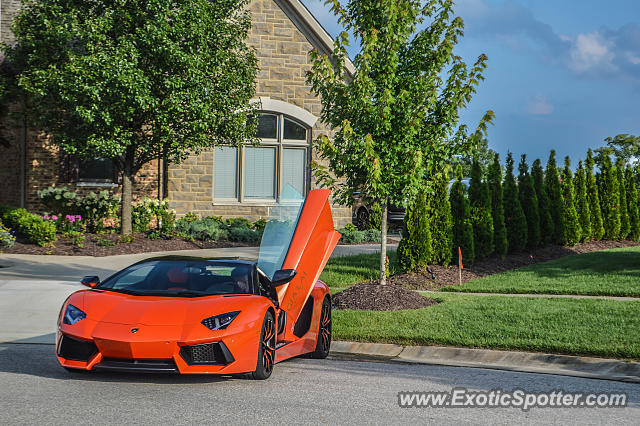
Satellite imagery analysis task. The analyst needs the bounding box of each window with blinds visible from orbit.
[213,113,310,202]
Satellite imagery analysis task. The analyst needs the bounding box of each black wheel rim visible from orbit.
[262,316,276,373]
[319,302,331,352]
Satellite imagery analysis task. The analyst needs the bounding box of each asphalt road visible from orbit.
[1,344,638,425]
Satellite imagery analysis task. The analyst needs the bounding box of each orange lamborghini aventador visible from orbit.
[56,188,341,379]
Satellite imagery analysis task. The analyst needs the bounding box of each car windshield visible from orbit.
[257,185,304,280]
[97,260,253,297]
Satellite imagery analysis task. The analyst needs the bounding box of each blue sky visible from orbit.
[302,0,640,164]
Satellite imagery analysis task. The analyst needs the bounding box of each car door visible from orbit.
[257,187,340,341]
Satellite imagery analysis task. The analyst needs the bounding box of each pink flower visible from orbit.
[76,215,82,221]
[43,215,50,220]
[52,215,58,221]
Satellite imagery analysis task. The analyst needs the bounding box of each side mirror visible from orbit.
[271,269,296,286]
[81,276,100,288]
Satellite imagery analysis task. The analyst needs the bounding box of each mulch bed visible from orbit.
[1,234,256,256]
[333,282,438,311]
[400,240,640,291]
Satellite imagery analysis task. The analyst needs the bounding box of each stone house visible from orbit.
[0,0,353,227]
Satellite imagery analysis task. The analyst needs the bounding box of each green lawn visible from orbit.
[442,246,640,297]
[333,293,640,359]
[320,251,398,291]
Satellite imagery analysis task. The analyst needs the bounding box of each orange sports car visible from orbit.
[56,188,340,379]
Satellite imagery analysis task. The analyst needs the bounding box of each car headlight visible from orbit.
[63,304,87,325]
[201,311,240,331]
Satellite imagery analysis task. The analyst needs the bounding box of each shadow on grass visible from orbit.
[523,250,640,280]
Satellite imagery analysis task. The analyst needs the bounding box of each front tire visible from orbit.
[251,311,276,380]
[309,297,331,359]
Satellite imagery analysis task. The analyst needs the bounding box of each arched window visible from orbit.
[214,112,311,202]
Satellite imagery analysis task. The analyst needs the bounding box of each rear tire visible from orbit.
[309,297,331,359]
[251,311,276,380]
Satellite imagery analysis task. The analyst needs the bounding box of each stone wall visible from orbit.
[167,0,351,227]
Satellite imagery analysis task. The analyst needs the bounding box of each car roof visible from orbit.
[133,255,257,266]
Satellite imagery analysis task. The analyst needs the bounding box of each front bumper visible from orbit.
[56,320,258,374]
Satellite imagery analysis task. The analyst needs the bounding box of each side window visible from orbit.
[78,158,115,182]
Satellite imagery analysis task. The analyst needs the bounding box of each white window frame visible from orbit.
[213,112,311,204]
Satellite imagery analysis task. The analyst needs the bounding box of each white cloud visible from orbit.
[526,94,554,115]
[568,32,617,73]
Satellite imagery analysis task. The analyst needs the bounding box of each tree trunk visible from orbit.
[121,169,134,235]
[379,199,389,285]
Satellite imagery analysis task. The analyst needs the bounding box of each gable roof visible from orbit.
[276,0,355,75]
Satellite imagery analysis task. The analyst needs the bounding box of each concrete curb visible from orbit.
[330,341,640,383]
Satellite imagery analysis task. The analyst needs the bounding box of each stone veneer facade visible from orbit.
[0,0,351,227]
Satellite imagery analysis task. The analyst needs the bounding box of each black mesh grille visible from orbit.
[58,335,98,361]
[180,342,233,366]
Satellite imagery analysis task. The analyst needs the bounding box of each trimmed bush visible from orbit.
[450,165,474,264]
[518,154,540,249]
[488,153,508,256]
[531,158,553,245]
[616,160,630,239]
[599,154,621,240]
[503,152,527,253]
[561,156,581,246]
[132,198,176,234]
[1,208,57,246]
[468,156,494,260]
[545,150,565,244]
[574,161,592,242]
[429,168,453,266]
[0,219,16,248]
[37,186,77,217]
[367,202,383,230]
[624,166,640,241]
[585,149,605,240]
[75,190,120,232]
[397,189,432,272]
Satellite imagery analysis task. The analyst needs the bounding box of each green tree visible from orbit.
[451,137,496,177]
[429,168,454,266]
[585,149,605,240]
[561,157,581,246]
[307,0,493,283]
[397,189,432,272]
[468,156,494,259]
[545,150,565,244]
[574,161,591,242]
[624,167,640,241]
[518,155,540,249]
[531,158,553,245]
[617,159,631,239]
[503,152,527,252]
[603,134,640,166]
[488,152,508,256]
[450,165,474,264]
[3,0,258,234]
[600,154,621,239]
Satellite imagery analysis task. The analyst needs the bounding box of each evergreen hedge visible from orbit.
[561,156,582,246]
[518,155,540,249]
[488,153,508,256]
[468,156,494,260]
[450,165,475,264]
[503,153,527,253]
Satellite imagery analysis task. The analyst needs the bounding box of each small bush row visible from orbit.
[175,215,264,243]
[339,223,381,243]
[0,218,16,248]
[0,206,57,246]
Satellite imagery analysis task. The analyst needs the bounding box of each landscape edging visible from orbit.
[330,341,640,383]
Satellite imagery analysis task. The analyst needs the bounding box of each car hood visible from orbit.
[76,290,260,326]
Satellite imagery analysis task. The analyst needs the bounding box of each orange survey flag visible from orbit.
[458,247,463,270]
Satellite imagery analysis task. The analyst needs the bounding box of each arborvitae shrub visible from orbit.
[488,153,508,256]
[561,156,581,246]
[468,156,494,260]
[518,155,540,249]
[600,154,621,240]
[397,189,432,272]
[503,152,527,252]
[531,158,553,245]
[624,167,640,241]
[429,168,453,266]
[450,165,475,265]
[616,160,630,239]
[574,161,591,242]
[545,150,565,244]
[585,149,604,240]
